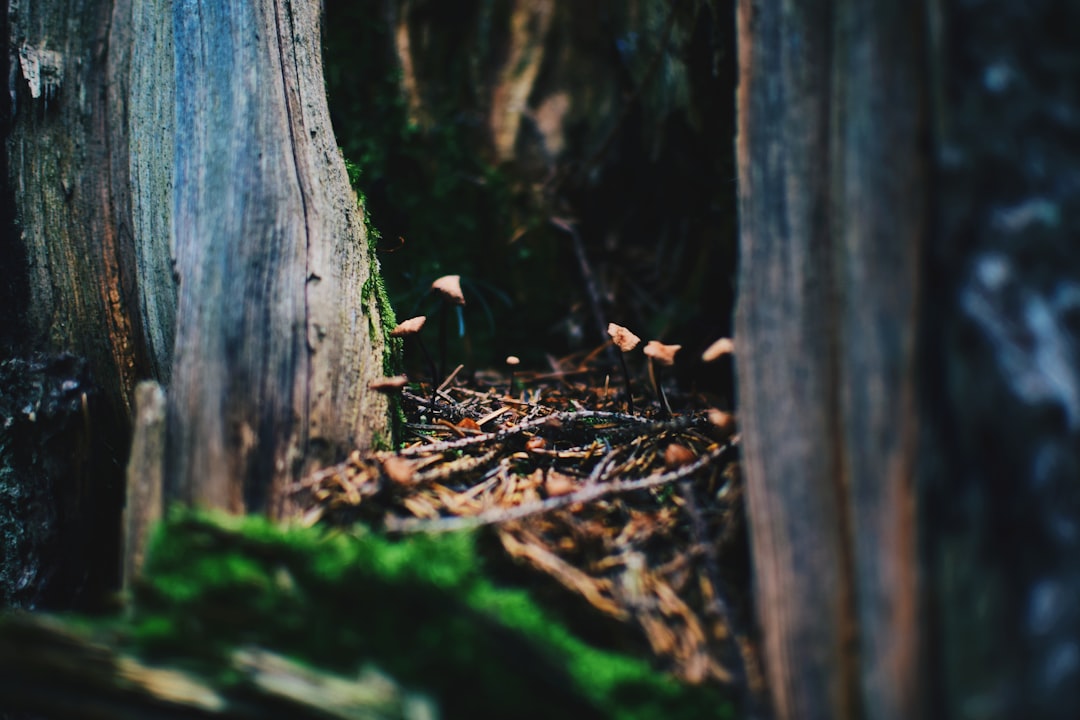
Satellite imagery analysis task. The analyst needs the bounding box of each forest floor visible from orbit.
[0,347,763,719]
[294,346,762,699]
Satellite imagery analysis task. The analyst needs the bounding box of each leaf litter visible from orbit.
[291,345,763,699]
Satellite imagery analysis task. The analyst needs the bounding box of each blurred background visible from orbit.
[323,0,736,397]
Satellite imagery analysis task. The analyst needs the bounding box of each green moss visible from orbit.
[348,157,408,445]
[128,510,732,719]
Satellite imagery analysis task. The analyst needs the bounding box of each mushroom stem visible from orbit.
[649,360,673,418]
[415,336,440,403]
[607,324,642,415]
[505,356,521,399]
[617,352,635,415]
[430,275,465,383]
[643,340,680,418]
[437,303,448,384]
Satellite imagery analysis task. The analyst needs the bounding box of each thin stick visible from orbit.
[385,441,734,533]
[394,409,665,457]
[437,364,464,392]
[550,218,615,367]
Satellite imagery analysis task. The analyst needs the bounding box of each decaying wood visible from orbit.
[4,0,392,605]
[735,2,925,719]
[488,0,556,161]
[167,0,389,514]
[5,0,150,422]
[118,0,178,383]
[124,381,166,588]
[0,613,434,720]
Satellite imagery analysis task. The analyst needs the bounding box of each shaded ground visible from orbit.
[295,343,760,699]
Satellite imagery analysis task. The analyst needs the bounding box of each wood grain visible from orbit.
[168,0,389,514]
[735,2,925,718]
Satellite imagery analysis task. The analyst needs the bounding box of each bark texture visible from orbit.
[3,0,148,607]
[735,2,926,719]
[5,0,150,418]
[168,0,389,514]
[738,1,1080,719]
[2,0,391,604]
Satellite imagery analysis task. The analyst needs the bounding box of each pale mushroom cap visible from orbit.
[390,316,427,337]
[607,323,641,352]
[369,375,409,392]
[663,443,696,468]
[707,408,737,435]
[701,337,735,362]
[643,340,681,366]
[506,355,521,366]
[431,275,465,305]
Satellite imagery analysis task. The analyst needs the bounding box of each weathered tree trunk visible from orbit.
[737,1,1080,719]
[2,0,151,606]
[2,0,391,603]
[735,2,925,718]
[168,0,390,514]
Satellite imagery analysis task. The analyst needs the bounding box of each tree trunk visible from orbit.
[1,0,391,602]
[737,1,1080,719]
[735,2,925,718]
[168,0,390,514]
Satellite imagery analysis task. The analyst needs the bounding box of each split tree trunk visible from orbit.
[2,0,390,603]
[736,1,1080,719]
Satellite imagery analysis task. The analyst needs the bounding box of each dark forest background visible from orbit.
[323,0,736,395]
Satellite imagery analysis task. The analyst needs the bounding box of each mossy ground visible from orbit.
[126,510,732,719]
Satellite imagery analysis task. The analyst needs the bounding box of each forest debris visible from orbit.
[664,443,696,469]
[294,353,751,690]
[499,525,627,620]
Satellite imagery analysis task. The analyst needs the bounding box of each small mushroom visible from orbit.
[505,355,521,398]
[701,337,734,362]
[608,323,641,352]
[643,340,681,417]
[707,408,737,438]
[431,275,465,306]
[663,443,696,469]
[390,316,438,396]
[390,316,427,337]
[431,275,466,381]
[607,323,641,414]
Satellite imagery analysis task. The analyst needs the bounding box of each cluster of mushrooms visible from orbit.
[370,274,736,418]
[607,323,734,417]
